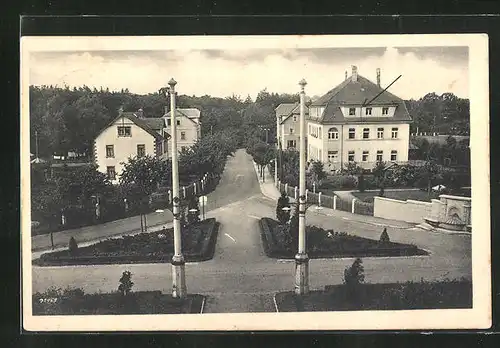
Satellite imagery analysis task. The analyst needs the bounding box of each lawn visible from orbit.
[275,279,472,312]
[34,218,219,266]
[259,218,428,259]
[33,289,204,315]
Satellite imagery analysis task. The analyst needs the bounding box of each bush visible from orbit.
[68,237,78,255]
[343,258,365,286]
[276,192,291,224]
[379,228,390,243]
[118,271,134,296]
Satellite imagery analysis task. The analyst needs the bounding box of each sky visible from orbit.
[29,46,469,100]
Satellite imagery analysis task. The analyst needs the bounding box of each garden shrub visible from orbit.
[343,258,365,301]
[68,237,78,255]
[357,174,365,192]
[118,271,134,296]
[276,192,291,225]
[379,228,390,243]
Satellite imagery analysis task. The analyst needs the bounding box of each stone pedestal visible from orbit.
[172,254,187,298]
[294,253,309,295]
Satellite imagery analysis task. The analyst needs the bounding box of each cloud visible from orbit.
[29,46,469,100]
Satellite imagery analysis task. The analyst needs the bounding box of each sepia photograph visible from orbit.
[21,34,490,331]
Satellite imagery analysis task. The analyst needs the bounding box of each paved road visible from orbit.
[31,149,472,313]
[31,152,260,252]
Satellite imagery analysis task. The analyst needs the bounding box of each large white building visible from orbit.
[93,109,170,184]
[306,66,412,173]
[163,107,201,154]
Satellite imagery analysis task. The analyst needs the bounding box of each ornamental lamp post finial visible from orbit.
[299,78,307,91]
[168,78,177,87]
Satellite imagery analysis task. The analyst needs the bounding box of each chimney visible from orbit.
[345,71,348,80]
[376,68,381,87]
[136,108,144,118]
[351,65,358,82]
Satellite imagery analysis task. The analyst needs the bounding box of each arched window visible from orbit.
[328,127,339,140]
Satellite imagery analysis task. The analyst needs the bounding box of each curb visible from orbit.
[200,296,206,314]
[273,293,279,313]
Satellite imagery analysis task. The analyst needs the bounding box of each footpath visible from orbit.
[253,163,415,230]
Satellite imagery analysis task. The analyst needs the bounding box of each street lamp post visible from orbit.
[295,78,309,295]
[275,115,280,186]
[167,78,187,298]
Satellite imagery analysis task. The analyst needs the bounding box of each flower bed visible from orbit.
[275,279,472,312]
[259,218,428,259]
[33,288,204,315]
[34,218,219,266]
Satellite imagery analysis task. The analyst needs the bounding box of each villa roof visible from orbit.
[309,73,412,125]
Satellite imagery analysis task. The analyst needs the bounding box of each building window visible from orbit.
[348,151,355,162]
[377,127,384,139]
[392,127,398,139]
[328,127,339,140]
[363,128,370,139]
[289,128,294,134]
[349,108,356,116]
[177,119,181,126]
[137,144,146,157]
[180,131,186,140]
[391,150,398,161]
[362,151,369,162]
[167,119,171,126]
[117,126,131,137]
[293,115,297,122]
[365,107,372,115]
[287,140,296,149]
[106,166,116,180]
[328,150,338,162]
[348,128,355,139]
[376,150,383,162]
[105,145,114,158]
[382,107,389,115]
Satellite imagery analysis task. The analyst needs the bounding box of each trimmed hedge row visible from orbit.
[34,218,220,266]
[33,290,205,315]
[259,217,428,259]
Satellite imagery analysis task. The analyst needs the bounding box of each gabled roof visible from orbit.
[309,73,412,125]
[275,103,297,117]
[95,113,170,141]
[164,108,200,125]
[276,102,309,124]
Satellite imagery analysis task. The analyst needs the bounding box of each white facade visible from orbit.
[307,122,410,172]
[94,116,167,184]
[279,113,303,150]
[164,108,201,156]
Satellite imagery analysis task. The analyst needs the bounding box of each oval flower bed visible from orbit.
[34,218,219,266]
[259,217,428,259]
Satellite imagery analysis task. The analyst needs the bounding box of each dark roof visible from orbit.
[278,103,309,124]
[95,113,170,141]
[309,74,412,125]
[164,108,201,123]
[275,103,297,116]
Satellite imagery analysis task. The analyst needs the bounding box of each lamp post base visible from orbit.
[294,252,309,295]
[172,254,187,298]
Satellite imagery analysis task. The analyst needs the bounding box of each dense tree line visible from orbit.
[405,92,470,135]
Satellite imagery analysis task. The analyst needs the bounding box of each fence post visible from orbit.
[352,198,356,214]
[201,179,204,192]
[183,186,186,199]
[294,186,298,200]
[285,183,288,195]
[333,195,337,210]
[318,192,322,207]
[305,189,309,201]
[168,190,172,204]
[193,182,197,195]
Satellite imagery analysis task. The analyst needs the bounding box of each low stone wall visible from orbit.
[374,196,432,224]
